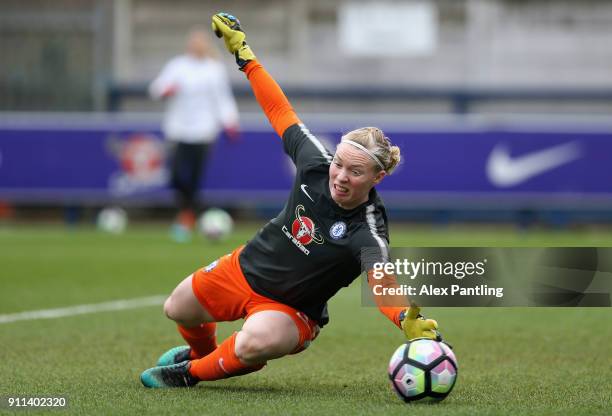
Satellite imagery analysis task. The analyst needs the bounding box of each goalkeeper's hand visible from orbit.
[400,302,442,341]
[211,13,256,71]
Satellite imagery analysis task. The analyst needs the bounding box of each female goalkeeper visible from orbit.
[140,13,440,388]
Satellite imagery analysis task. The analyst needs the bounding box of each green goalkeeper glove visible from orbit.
[211,12,256,71]
[400,302,442,341]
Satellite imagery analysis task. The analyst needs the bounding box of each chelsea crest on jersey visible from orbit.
[238,123,389,326]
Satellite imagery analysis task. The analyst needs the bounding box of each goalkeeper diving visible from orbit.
[140,12,441,388]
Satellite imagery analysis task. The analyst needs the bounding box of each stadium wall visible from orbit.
[3,1,612,112]
[119,0,612,88]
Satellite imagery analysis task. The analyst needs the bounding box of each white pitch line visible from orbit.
[0,295,166,324]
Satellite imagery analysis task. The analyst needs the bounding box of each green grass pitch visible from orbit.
[0,223,610,415]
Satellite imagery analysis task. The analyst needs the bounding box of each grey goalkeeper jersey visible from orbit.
[239,123,389,326]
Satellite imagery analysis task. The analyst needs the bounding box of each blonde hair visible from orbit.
[341,127,401,174]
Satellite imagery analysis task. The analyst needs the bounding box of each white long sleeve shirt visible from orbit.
[149,55,239,143]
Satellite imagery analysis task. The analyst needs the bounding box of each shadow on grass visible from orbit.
[197,384,291,394]
[195,381,454,408]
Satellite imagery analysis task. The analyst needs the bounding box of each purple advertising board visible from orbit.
[1,116,611,209]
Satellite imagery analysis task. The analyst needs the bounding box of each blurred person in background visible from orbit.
[149,27,239,242]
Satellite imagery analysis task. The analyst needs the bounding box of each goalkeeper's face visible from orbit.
[329,143,386,210]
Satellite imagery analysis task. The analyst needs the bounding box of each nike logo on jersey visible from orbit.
[300,184,315,202]
[486,142,581,187]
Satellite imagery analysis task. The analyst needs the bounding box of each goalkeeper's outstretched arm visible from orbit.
[211,13,300,138]
[367,270,441,341]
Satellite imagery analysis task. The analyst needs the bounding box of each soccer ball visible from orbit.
[199,208,233,241]
[96,207,128,234]
[388,338,458,403]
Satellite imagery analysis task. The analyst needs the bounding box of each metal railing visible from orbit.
[106,82,612,114]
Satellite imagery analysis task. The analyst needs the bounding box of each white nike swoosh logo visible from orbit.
[218,358,229,375]
[300,184,315,202]
[486,141,581,187]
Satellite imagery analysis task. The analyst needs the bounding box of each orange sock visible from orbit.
[177,323,217,359]
[188,332,265,381]
[177,209,196,229]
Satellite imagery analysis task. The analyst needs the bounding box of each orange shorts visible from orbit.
[191,246,320,353]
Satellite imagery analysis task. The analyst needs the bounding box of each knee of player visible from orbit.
[235,330,292,362]
[235,331,267,361]
[163,296,177,321]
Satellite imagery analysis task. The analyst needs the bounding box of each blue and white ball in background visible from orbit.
[96,207,128,234]
[199,208,233,241]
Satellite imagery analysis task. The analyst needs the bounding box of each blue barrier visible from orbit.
[1,115,611,217]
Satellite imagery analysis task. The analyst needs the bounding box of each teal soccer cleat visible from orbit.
[156,345,192,366]
[140,361,199,388]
